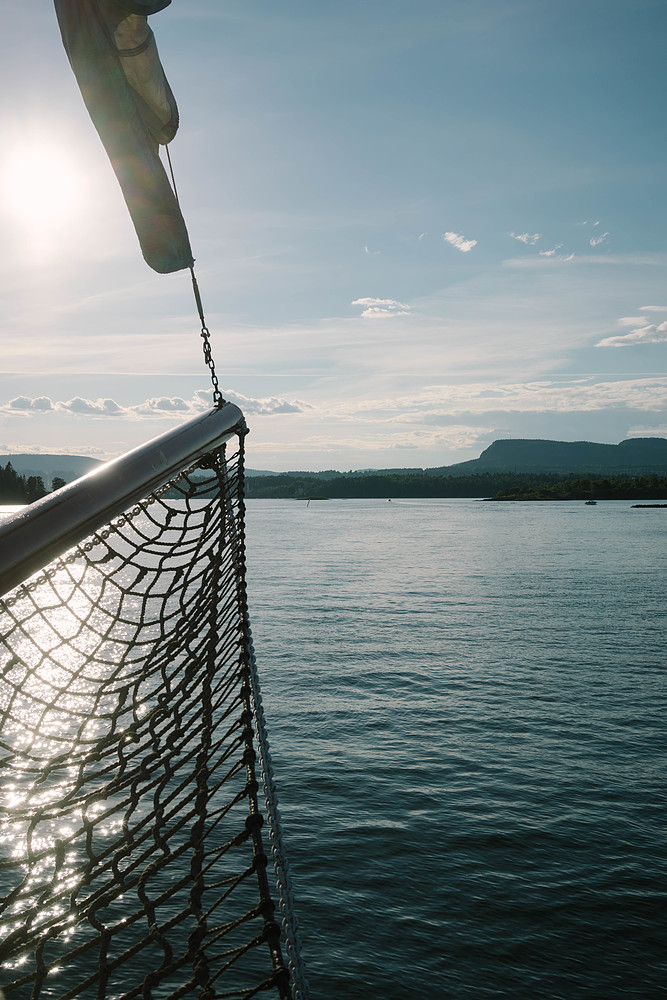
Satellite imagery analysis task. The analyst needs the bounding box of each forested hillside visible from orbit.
[0,463,62,504]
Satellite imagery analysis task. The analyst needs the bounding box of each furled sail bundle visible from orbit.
[54,0,194,273]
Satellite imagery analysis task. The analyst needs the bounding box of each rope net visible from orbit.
[0,428,307,999]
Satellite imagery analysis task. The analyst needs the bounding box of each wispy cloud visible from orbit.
[339,377,667,417]
[351,297,411,318]
[510,232,541,245]
[417,232,427,241]
[1,389,308,418]
[539,244,563,257]
[589,232,610,247]
[443,231,477,253]
[616,316,647,327]
[363,245,381,255]
[627,426,667,439]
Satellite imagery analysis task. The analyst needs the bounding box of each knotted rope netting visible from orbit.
[0,407,308,1000]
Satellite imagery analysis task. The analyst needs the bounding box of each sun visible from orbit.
[1,139,87,239]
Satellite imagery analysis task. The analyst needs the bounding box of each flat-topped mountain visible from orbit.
[428,437,667,476]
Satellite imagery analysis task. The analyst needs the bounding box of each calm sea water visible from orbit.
[243,498,667,1000]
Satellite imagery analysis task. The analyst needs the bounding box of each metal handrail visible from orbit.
[0,403,246,597]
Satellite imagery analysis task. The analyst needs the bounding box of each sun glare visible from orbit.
[1,141,87,245]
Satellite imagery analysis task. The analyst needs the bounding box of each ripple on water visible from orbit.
[245,499,667,999]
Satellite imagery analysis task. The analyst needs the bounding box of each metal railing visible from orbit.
[0,402,246,597]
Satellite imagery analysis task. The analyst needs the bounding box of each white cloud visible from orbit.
[1,390,308,419]
[510,232,541,245]
[363,245,381,255]
[417,232,427,241]
[250,424,496,457]
[443,231,477,253]
[626,426,667,438]
[504,252,666,269]
[60,397,123,415]
[351,297,411,318]
[589,232,610,247]
[596,307,667,347]
[539,244,563,257]
[596,322,667,348]
[617,316,646,326]
[221,389,308,414]
[336,377,667,418]
[8,396,53,411]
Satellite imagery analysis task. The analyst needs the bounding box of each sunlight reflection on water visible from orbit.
[0,495,281,999]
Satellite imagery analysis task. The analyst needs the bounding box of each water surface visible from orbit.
[244,498,667,999]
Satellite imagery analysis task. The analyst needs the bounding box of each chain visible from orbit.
[190,266,224,407]
[164,143,224,408]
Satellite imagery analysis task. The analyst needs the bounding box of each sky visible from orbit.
[1,0,666,471]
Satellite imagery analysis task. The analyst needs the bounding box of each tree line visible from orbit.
[492,474,667,501]
[4,464,666,504]
[244,470,667,500]
[0,463,66,504]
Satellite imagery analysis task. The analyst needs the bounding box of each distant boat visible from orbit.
[585,500,597,505]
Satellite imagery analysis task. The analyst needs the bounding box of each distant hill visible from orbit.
[427,437,667,476]
[248,437,667,479]
[3,437,666,492]
[0,454,103,484]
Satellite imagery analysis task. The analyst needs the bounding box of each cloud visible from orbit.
[596,323,667,348]
[510,232,541,245]
[145,396,190,412]
[617,316,646,326]
[443,231,477,253]
[596,307,667,347]
[504,252,575,266]
[626,426,667,439]
[539,244,563,257]
[8,396,52,411]
[589,232,610,247]
[1,390,308,419]
[351,297,411,318]
[363,245,381,255]
[60,397,123,415]
[504,252,665,269]
[251,424,496,457]
[417,232,427,241]
[220,389,308,414]
[337,377,667,418]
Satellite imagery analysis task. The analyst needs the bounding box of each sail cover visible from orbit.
[54,0,194,273]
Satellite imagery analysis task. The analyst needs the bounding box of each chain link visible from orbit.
[199,322,223,407]
[190,267,224,408]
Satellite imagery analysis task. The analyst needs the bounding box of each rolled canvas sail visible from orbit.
[54,0,194,274]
